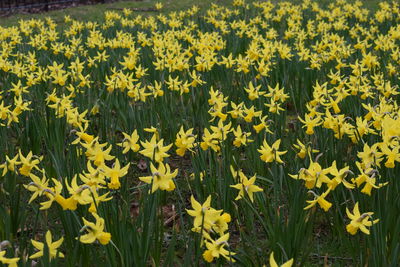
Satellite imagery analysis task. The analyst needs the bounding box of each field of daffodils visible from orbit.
[0,0,399,266]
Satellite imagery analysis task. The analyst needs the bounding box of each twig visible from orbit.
[309,253,353,261]
[111,7,157,12]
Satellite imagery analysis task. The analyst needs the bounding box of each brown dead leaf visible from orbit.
[130,202,140,219]
[137,159,147,171]
[162,205,180,231]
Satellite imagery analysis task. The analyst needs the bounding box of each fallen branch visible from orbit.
[309,253,353,261]
[111,7,157,12]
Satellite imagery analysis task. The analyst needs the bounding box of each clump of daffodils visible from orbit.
[186,195,235,263]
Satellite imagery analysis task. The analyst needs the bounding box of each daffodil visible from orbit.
[0,155,20,176]
[258,139,287,164]
[292,139,319,159]
[379,143,400,168]
[30,230,64,261]
[139,162,178,193]
[117,131,141,154]
[25,172,49,203]
[175,126,197,156]
[0,250,19,267]
[253,115,273,134]
[353,162,385,196]
[210,119,232,141]
[140,134,172,162]
[72,127,95,145]
[79,213,111,245]
[243,105,262,123]
[265,83,289,103]
[346,202,379,235]
[155,2,163,10]
[357,143,383,169]
[298,114,322,135]
[269,252,293,267]
[64,175,92,206]
[18,150,42,176]
[230,169,263,202]
[186,195,221,231]
[304,189,332,212]
[200,128,220,152]
[328,161,354,190]
[244,81,264,100]
[228,102,244,119]
[82,139,115,167]
[202,233,236,263]
[79,161,106,187]
[232,125,253,147]
[102,159,130,190]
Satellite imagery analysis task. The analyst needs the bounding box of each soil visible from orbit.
[0,0,138,17]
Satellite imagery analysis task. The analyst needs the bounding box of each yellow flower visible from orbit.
[186,195,221,231]
[228,102,244,119]
[30,230,64,261]
[212,212,232,236]
[90,103,100,115]
[230,169,262,202]
[202,233,235,263]
[353,162,384,196]
[244,81,264,100]
[232,125,252,147]
[210,120,231,141]
[102,159,130,190]
[140,134,172,162]
[155,2,163,10]
[72,129,95,145]
[328,161,354,190]
[346,202,379,235]
[65,175,92,205]
[357,143,383,169]
[304,189,332,212]
[0,250,19,267]
[243,106,262,123]
[40,179,64,210]
[79,213,111,245]
[264,99,285,114]
[200,128,220,152]
[379,143,400,168]
[290,158,332,189]
[258,139,287,164]
[25,172,49,204]
[265,83,289,103]
[269,252,293,267]
[298,114,322,135]
[82,139,115,167]
[54,195,78,211]
[292,139,319,159]
[253,115,273,134]
[175,126,197,156]
[139,162,178,193]
[18,151,42,177]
